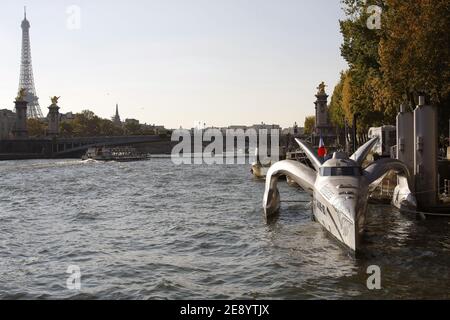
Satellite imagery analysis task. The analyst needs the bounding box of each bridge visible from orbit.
[52,136,165,156]
[0,135,169,160]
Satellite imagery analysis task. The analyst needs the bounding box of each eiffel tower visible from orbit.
[18,7,43,119]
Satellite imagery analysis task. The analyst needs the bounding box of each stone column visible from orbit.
[13,95,28,139]
[314,83,329,146]
[315,92,329,128]
[47,98,60,137]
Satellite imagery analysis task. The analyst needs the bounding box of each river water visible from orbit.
[0,159,448,299]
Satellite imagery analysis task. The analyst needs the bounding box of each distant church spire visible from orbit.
[113,103,121,126]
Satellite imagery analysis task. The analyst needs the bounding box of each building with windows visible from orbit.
[0,109,16,140]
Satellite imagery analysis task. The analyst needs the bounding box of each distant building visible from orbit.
[213,124,281,135]
[226,125,248,130]
[0,109,16,140]
[141,123,168,135]
[60,112,75,122]
[112,104,122,126]
[252,123,281,132]
[209,124,276,135]
[151,125,167,135]
[282,125,304,136]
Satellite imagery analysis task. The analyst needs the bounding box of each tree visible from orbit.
[304,116,316,135]
[340,0,383,75]
[339,0,389,134]
[60,121,74,137]
[379,0,450,131]
[53,110,157,137]
[72,110,102,137]
[99,119,123,136]
[124,119,142,136]
[329,72,346,128]
[27,119,46,137]
[336,0,450,135]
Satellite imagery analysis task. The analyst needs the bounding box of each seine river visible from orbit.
[0,159,448,299]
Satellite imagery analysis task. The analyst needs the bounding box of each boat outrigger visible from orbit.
[251,148,273,179]
[263,137,417,251]
[82,146,150,162]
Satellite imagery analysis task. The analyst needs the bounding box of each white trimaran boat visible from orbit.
[263,137,417,251]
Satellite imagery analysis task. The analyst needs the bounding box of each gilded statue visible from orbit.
[50,96,61,105]
[16,88,27,101]
[317,82,327,95]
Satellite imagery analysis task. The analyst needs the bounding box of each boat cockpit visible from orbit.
[319,167,362,177]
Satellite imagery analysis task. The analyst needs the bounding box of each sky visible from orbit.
[0,0,348,129]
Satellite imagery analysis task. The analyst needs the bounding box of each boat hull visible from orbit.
[82,146,150,162]
[82,156,149,162]
[312,191,365,252]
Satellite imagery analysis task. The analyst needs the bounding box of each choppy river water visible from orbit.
[0,159,448,299]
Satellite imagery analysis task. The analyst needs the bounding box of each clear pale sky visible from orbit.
[0,0,347,129]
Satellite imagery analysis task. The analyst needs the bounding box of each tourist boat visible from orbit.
[82,146,149,162]
[263,137,417,251]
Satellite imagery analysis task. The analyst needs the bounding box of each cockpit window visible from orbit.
[320,167,362,177]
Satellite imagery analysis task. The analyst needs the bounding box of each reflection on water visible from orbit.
[0,159,448,299]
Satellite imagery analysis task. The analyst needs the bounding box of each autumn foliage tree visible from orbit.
[304,116,316,135]
[329,72,347,128]
[59,110,124,137]
[330,0,388,136]
[331,0,450,136]
[379,0,450,130]
[27,119,47,137]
